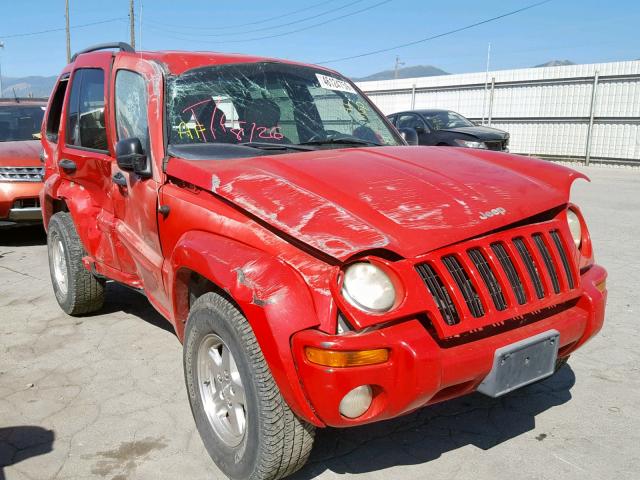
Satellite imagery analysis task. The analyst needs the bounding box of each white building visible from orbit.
[356,60,640,164]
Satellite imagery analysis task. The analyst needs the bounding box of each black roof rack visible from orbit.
[71,42,135,62]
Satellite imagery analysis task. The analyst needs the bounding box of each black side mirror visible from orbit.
[398,128,419,146]
[415,125,426,134]
[116,138,151,177]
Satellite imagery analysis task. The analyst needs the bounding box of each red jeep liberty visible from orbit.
[41,43,607,480]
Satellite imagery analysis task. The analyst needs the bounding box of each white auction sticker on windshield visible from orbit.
[316,73,356,94]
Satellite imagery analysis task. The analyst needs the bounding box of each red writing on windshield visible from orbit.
[177,98,284,143]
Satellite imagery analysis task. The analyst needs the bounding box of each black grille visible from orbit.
[442,256,484,318]
[12,198,41,209]
[416,263,459,325]
[468,248,507,311]
[513,237,545,299]
[491,242,527,305]
[533,234,560,294]
[417,227,576,333]
[550,230,575,289]
[485,141,506,151]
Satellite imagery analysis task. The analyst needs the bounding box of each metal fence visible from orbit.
[356,60,640,165]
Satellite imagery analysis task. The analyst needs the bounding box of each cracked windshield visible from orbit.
[167,62,401,156]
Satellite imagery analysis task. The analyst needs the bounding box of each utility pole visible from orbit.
[394,56,405,80]
[481,42,491,125]
[0,41,4,98]
[129,0,135,49]
[65,0,71,63]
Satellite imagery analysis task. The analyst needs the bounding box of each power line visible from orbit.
[316,0,553,65]
[147,0,392,45]
[144,0,366,38]
[143,0,338,31]
[0,17,125,40]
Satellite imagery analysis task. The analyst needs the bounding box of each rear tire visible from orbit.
[47,212,105,315]
[184,292,315,480]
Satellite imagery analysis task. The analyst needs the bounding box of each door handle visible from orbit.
[112,171,127,187]
[59,159,77,173]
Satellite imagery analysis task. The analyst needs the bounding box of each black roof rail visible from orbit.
[70,42,135,62]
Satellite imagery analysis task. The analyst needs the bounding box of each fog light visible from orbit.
[339,385,373,418]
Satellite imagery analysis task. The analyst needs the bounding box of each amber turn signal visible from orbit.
[595,278,606,293]
[305,347,389,367]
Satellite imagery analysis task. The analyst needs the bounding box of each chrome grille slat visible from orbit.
[442,255,484,318]
[468,248,507,311]
[533,233,561,294]
[0,166,44,182]
[513,237,545,299]
[491,242,527,305]
[550,230,575,289]
[415,263,460,325]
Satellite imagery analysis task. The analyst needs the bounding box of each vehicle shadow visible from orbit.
[0,426,55,480]
[95,281,176,336]
[291,365,575,479]
[0,225,46,247]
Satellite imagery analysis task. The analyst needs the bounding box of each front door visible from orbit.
[397,113,433,145]
[109,56,169,314]
[55,56,120,269]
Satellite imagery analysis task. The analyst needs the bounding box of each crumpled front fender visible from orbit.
[167,230,325,426]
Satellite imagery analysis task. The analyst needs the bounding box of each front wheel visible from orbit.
[184,292,315,480]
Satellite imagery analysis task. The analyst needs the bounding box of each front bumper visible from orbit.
[292,264,606,427]
[0,182,43,225]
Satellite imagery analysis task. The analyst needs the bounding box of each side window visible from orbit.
[66,71,82,146]
[66,68,107,151]
[397,114,424,130]
[46,77,68,142]
[115,70,149,150]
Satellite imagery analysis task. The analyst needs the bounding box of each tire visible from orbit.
[47,212,105,315]
[555,355,570,373]
[184,292,315,480]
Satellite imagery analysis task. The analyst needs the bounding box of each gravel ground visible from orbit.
[1,165,638,480]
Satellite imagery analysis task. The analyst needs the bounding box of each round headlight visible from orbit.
[567,209,582,248]
[341,262,396,313]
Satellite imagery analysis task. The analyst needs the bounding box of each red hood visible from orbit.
[0,141,41,167]
[166,146,587,261]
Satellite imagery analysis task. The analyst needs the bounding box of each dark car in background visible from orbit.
[388,109,509,151]
[0,99,46,227]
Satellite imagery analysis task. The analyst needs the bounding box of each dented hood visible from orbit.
[166,146,586,261]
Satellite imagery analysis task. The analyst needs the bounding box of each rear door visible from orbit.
[109,56,169,314]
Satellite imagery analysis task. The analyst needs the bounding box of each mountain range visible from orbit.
[0,75,57,99]
[534,60,575,67]
[352,65,449,81]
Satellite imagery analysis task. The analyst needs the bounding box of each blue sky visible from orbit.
[1,0,638,78]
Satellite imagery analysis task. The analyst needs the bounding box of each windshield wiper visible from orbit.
[299,137,382,147]
[240,141,314,151]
